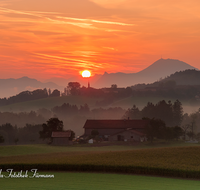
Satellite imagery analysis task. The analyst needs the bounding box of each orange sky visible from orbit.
[0,0,200,80]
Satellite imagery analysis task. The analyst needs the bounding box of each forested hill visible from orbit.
[161,70,200,85]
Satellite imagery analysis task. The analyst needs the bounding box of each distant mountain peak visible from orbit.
[0,77,62,98]
[94,58,198,88]
[138,58,198,75]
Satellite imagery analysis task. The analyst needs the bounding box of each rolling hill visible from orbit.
[160,69,200,85]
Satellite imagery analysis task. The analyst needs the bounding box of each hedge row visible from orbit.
[1,163,200,179]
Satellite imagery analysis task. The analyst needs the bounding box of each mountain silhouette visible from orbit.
[0,76,62,98]
[93,58,198,87]
[0,59,198,98]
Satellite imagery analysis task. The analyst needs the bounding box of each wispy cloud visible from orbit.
[33,53,102,69]
[103,47,118,51]
[0,6,133,29]
[57,16,134,26]
[45,17,96,29]
[0,7,60,17]
[1,0,200,80]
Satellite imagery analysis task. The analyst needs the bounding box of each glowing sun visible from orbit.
[81,70,91,78]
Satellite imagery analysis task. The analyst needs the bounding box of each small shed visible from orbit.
[51,131,71,145]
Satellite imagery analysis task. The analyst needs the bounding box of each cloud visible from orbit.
[57,16,134,26]
[103,47,118,51]
[33,53,103,69]
[46,17,97,29]
[0,0,200,80]
[90,0,127,8]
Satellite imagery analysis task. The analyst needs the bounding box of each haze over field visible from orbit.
[0,0,200,81]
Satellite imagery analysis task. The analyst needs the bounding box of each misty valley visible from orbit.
[0,69,200,145]
[2,1,200,188]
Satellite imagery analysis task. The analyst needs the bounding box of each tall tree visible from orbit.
[67,82,81,95]
[172,100,183,126]
[123,105,141,119]
[144,118,166,143]
[39,118,63,140]
[141,102,155,119]
[50,89,60,97]
[0,134,4,143]
[155,100,173,126]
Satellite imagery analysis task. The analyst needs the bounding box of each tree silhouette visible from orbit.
[67,82,81,95]
[144,118,166,143]
[50,89,60,97]
[0,134,4,143]
[39,118,63,140]
[123,105,141,119]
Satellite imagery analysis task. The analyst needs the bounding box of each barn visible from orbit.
[83,119,149,142]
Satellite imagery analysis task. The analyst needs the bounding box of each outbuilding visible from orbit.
[51,131,72,145]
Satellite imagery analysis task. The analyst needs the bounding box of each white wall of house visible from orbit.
[109,130,145,142]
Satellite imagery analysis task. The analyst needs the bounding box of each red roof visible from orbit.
[83,119,149,129]
[51,131,71,138]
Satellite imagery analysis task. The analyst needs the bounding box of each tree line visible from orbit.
[123,100,183,127]
[0,123,43,145]
[0,111,46,127]
[0,118,75,145]
[0,88,60,106]
[143,118,183,143]
[0,82,132,107]
[1,79,200,108]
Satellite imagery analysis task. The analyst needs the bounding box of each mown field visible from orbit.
[1,172,200,190]
[0,143,200,179]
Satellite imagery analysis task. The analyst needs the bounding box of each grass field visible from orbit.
[1,172,200,190]
[1,143,200,179]
[0,142,198,156]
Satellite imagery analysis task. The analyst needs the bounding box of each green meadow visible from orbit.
[1,172,200,190]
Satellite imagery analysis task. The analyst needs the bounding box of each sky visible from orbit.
[0,0,200,81]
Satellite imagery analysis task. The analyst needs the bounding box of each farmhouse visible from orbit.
[51,131,72,145]
[83,119,149,142]
[109,129,146,142]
